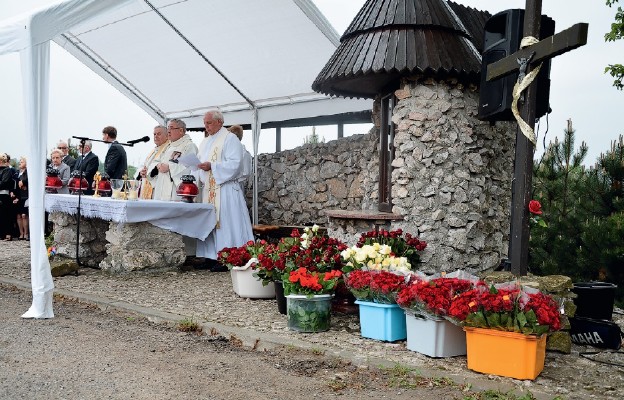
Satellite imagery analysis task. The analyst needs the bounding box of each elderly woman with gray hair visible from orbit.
[50,148,71,194]
[0,153,15,240]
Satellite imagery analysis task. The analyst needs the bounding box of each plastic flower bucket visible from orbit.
[355,300,406,342]
[230,263,275,299]
[405,313,466,357]
[464,327,546,380]
[286,294,332,333]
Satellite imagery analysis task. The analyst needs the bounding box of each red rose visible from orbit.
[528,200,542,215]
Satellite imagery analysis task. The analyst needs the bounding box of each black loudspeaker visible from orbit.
[478,9,555,121]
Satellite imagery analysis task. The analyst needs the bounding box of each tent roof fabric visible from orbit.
[41,0,371,127]
[0,0,375,318]
[312,0,490,99]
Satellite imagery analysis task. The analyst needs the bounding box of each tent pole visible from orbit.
[252,108,260,225]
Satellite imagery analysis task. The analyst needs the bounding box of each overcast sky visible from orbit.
[0,0,622,167]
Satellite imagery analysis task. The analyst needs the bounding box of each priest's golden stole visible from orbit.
[140,142,169,199]
[204,133,227,228]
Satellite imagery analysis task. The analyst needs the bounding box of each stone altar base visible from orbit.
[50,212,109,268]
[50,213,186,273]
[101,221,186,273]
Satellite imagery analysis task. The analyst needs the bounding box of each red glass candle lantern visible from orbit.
[68,170,89,195]
[96,172,112,197]
[176,175,199,203]
[45,168,63,193]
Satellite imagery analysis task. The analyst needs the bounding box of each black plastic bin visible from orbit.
[572,282,617,321]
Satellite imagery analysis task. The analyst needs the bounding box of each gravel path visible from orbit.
[1,239,623,399]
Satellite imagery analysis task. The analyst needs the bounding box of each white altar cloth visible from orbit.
[45,194,216,240]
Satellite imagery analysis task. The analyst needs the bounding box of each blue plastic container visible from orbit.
[355,300,407,342]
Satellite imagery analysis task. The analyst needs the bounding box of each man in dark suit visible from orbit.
[74,140,100,195]
[102,126,127,180]
[57,141,76,170]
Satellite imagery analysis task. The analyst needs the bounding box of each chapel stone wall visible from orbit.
[254,132,376,225]
[388,77,515,273]
[254,76,515,274]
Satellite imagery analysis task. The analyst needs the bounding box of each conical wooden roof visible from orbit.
[312,0,490,98]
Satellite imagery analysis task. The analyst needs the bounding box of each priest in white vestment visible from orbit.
[152,119,198,201]
[139,125,170,199]
[227,125,253,192]
[195,111,253,260]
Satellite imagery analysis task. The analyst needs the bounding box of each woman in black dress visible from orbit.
[0,153,15,241]
[14,157,28,240]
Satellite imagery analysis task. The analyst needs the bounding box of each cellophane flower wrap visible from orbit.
[282,267,342,297]
[356,228,427,267]
[396,271,480,320]
[448,282,561,336]
[344,269,408,304]
[341,243,412,274]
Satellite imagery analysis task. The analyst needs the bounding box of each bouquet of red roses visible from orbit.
[397,275,479,319]
[344,270,407,304]
[448,283,561,335]
[273,226,347,275]
[217,242,255,270]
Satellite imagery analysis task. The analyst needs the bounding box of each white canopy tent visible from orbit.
[0,0,372,318]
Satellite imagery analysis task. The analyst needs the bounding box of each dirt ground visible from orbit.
[2,238,624,400]
[1,284,504,400]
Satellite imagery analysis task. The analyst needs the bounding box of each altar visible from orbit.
[45,194,216,272]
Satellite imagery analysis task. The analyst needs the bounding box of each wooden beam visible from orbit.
[487,22,588,82]
[509,0,542,277]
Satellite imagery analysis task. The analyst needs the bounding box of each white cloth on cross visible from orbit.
[511,36,542,145]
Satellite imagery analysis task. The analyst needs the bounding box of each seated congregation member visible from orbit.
[195,111,253,270]
[227,125,252,193]
[152,119,197,201]
[74,140,99,195]
[102,126,127,180]
[138,125,170,199]
[50,149,71,194]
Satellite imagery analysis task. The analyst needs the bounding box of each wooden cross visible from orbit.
[485,0,588,276]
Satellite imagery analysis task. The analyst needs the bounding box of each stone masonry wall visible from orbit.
[254,76,515,274]
[254,132,377,225]
[390,77,515,273]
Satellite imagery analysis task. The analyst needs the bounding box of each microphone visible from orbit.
[127,136,150,145]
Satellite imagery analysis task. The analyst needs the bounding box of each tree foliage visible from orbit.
[303,126,325,145]
[530,121,624,305]
[605,0,624,89]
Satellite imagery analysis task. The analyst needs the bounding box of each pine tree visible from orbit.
[577,135,624,302]
[303,126,325,145]
[530,120,589,277]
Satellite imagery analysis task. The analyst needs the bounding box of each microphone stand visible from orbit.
[71,136,141,267]
[72,138,87,266]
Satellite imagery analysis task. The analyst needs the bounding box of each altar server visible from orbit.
[195,110,253,262]
[102,126,127,180]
